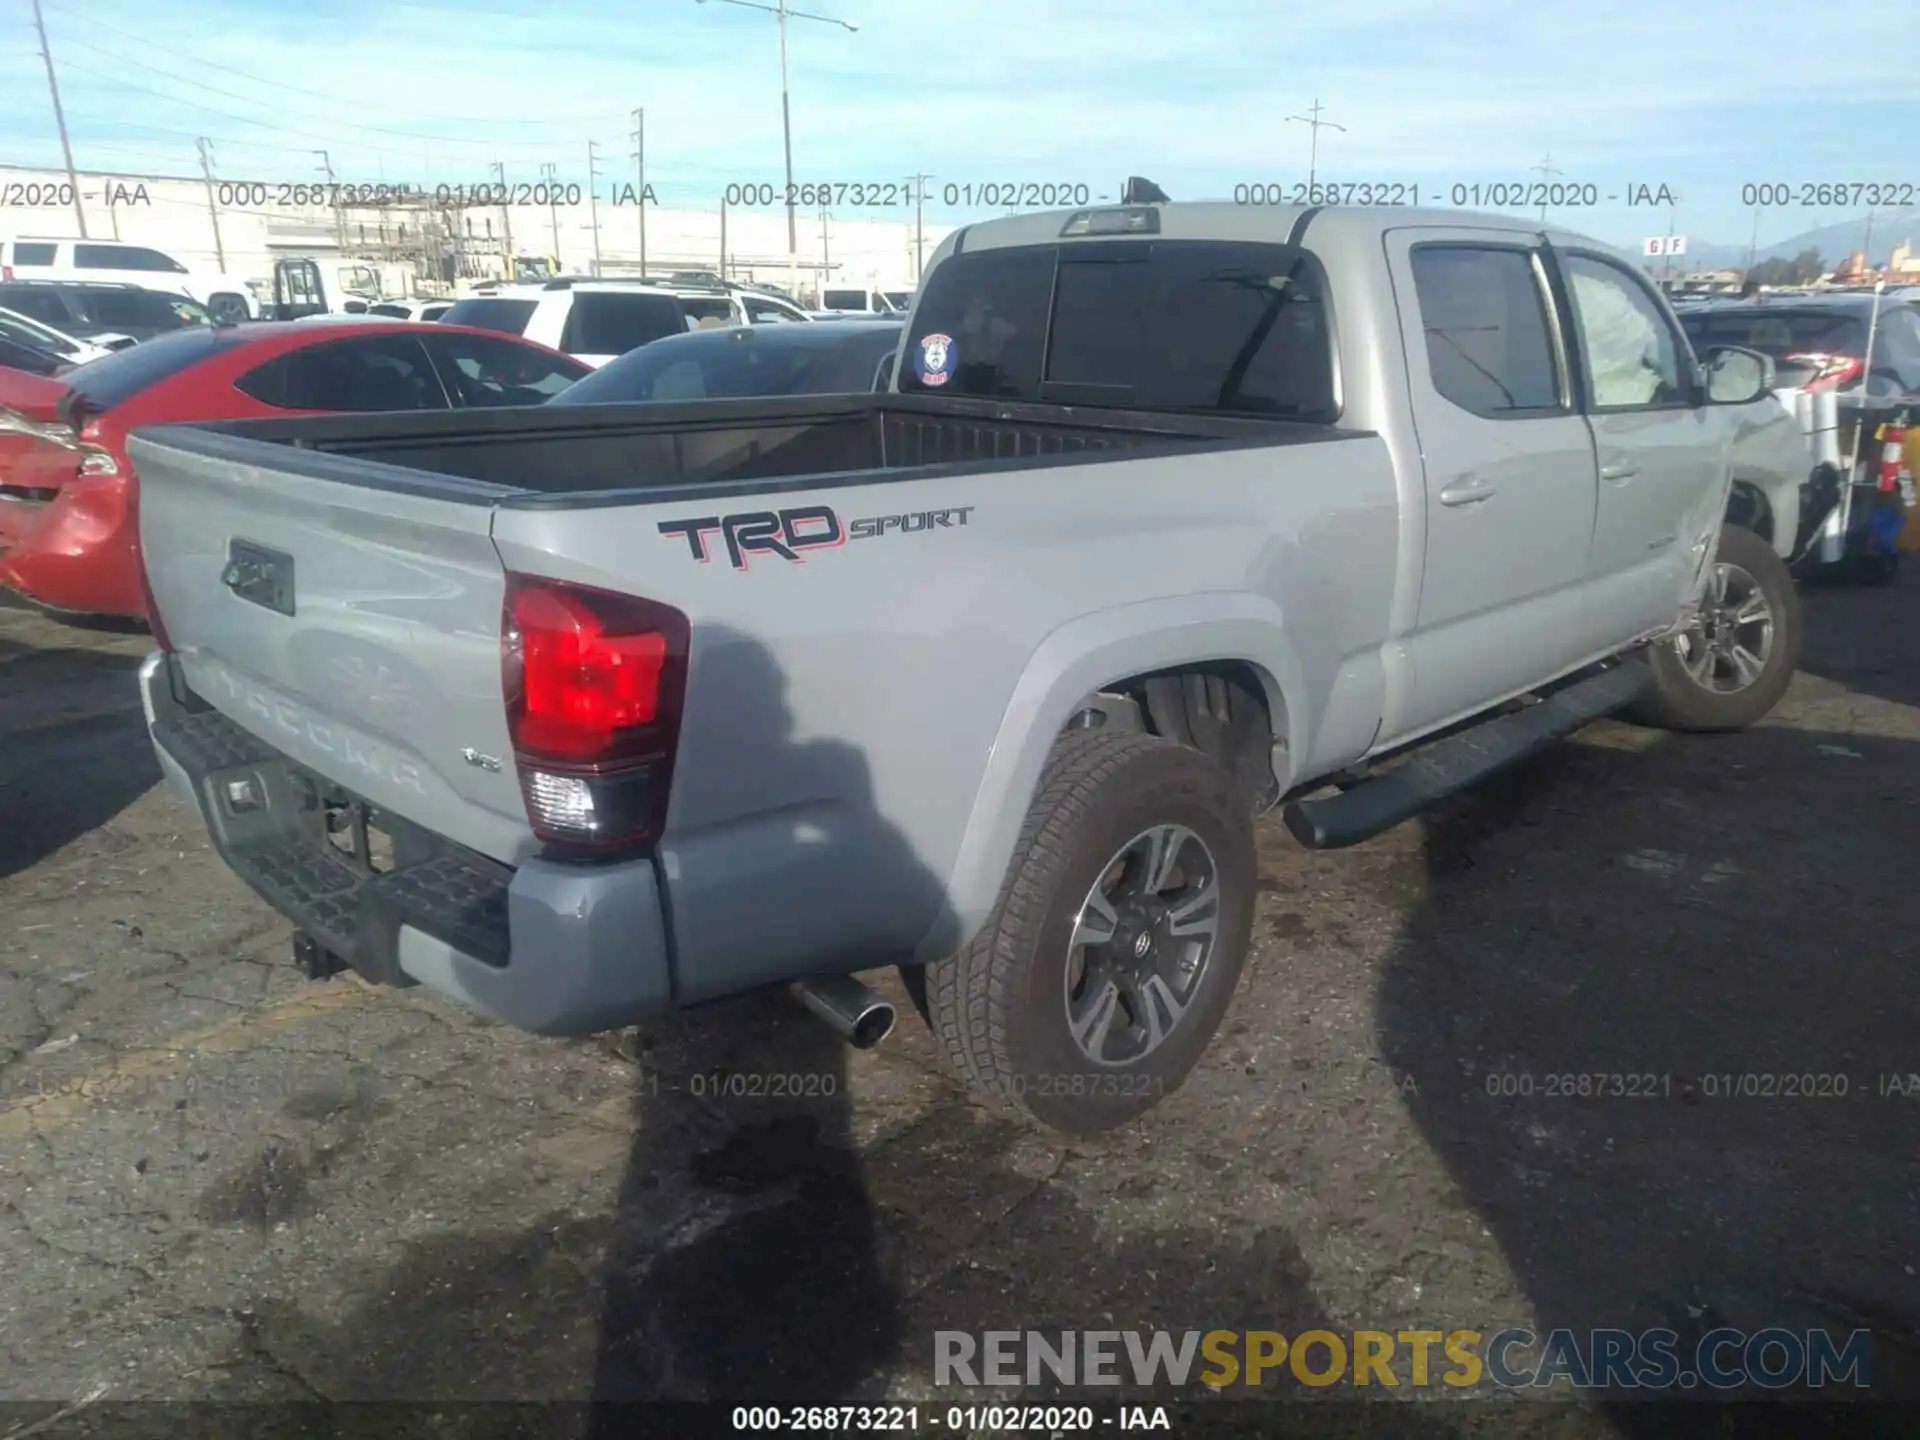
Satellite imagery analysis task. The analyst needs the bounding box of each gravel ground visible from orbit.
[1,576,1917,1438]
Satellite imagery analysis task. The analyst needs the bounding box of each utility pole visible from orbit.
[1285,98,1344,197]
[1746,206,1761,278]
[196,138,227,272]
[908,172,931,282]
[315,149,344,252]
[631,108,647,276]
[692,0,857,303]
[541,161,561,266]
[1663,191,1680,283]
[819,205,830,298]
[1530,153,1560,223]
[586,142,604,277]
[719,194,728,279]
[1861,210,1877,281]
[31,0,87,238]
[494,160,514,275]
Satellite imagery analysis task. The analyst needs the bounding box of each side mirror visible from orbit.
[1702,345,1773,405]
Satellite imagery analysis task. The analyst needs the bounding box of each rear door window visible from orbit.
[234,335,447,411]
[0,288,78,326]
[1409,246,1562,415]
[823,289,868,310]
[438,298,539,336]
[9,243,58,266]
[423,330,589,407]
[75,244,187,273]
[900,240,1337,419]
[82,289,210,332]
[561,292,687,354]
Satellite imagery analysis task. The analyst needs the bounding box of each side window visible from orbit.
[1872,308,1920,390]
[236,336,445,411]
[1,290,74,325]
[74,244,130,269]
[10,243,57,266]
[424,331,588,407]
[561,293,687,354]
[1408,246,1562,417]
[1560,254,1688,410]
[746,297,798,323]
[650,360,708,401]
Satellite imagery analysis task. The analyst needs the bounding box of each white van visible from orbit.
[0,238,258,323]
[817,287,907,315]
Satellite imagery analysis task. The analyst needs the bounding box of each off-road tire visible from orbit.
[923,731,1256,1134]
[1629,523,1801,732]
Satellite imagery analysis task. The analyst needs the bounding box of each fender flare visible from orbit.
[915,591,1310,960]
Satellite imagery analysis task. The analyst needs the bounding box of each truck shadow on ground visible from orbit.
[0,644,156,880]
[211,628,1481,1439]
[1374,717,1920,1433]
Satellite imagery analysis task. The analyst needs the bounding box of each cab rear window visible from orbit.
[900,240,1337,420]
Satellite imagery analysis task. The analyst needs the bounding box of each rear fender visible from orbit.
[919,592,1308,960]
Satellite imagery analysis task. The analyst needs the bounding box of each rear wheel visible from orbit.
[923,732,1255,1134]
[1628,523,1800,732]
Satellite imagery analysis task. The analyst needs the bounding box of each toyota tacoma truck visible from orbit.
[131,203,1807,1135]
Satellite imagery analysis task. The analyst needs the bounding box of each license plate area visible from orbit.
[297,773,435,876]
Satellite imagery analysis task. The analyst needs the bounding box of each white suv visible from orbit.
[0,238,257,323]
[439,279,811,366]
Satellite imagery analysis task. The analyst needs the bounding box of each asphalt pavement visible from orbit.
[1,576,1917,1436]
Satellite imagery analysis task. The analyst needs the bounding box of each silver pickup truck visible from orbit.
[132,203,1810,1135]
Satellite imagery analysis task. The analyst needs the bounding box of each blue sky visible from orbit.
[3,0,1918,255]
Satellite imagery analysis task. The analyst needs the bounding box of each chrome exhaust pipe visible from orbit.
[790,974,896,1049]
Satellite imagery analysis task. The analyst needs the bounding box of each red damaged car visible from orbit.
[0,319,589,620]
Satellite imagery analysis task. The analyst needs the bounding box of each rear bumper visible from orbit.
[0,475,145,618]
[140,651,674,1035]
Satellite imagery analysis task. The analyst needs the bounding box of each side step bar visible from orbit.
[1282,661,1652,850]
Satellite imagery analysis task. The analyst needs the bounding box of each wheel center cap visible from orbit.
[1132,931,1154,960]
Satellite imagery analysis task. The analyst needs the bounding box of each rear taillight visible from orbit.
[1784,353,1865,392]
[77,420,120,477]
[1,265,11,281]
[502,574,689,852]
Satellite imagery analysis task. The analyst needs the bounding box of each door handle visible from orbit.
[1439,478,1497,506]
[1600,461,1640,482]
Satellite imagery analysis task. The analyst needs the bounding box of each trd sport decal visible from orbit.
[657,504,975,570]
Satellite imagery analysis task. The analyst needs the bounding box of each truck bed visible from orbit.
[154,392,1344,506]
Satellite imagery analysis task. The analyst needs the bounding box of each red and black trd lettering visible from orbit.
[720,512,796,568]
[657,516,725,563]
[779,505,845,557]
[658,502,965,570]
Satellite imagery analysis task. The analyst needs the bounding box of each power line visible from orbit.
[38,2,634,131]
[39,47,609,156]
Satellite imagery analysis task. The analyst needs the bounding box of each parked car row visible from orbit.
[1,236,256,322]
[0,303,903,619]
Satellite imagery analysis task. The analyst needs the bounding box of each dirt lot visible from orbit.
[1,578,1917,1437]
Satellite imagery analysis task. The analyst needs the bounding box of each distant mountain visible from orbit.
[1675,209,1920,271]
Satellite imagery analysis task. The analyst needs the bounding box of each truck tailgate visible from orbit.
[130,428,534,865]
